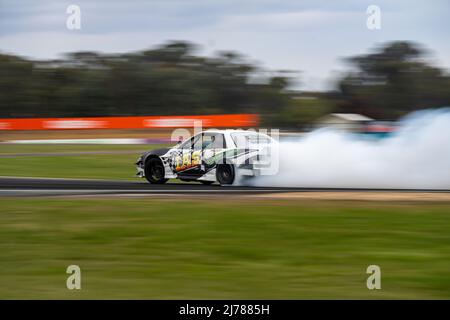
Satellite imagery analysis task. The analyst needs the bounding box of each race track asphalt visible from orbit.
[1,176,450,196]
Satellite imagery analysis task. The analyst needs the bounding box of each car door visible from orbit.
[172,132,225,177]
[201,133,226,170]
[171,133,202,175]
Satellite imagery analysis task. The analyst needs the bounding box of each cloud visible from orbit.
[216,10,359,32]
[0,0,449,90]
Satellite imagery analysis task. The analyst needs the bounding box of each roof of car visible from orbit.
[203,129,258,134]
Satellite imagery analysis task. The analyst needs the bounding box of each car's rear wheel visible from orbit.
[144,158,168,184]
[216,164,235,185]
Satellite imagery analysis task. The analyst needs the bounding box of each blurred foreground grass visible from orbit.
[0,144,167,180]
[1,198,450,299]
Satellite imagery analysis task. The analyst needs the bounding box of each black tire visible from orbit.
[144,157,168,184]
[216,164,235,185]
[200,180,214,185]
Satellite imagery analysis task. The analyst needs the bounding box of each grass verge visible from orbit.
[1,198,449,299]
[0,144,167,180]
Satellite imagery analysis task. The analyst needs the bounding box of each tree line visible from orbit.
[0,41,449,127]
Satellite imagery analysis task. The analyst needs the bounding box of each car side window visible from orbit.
[180,138,192,150]
[203,133,225,150]
[180,134,202,150]
[193,134,203,151]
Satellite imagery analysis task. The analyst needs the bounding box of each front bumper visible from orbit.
[136,166,144,177]
[135,158,145,178]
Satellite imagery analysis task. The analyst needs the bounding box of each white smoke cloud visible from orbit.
[246,108,450,189]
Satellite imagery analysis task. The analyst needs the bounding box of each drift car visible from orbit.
[135,129,276,185]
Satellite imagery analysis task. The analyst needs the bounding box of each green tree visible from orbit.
[338,41,450,119]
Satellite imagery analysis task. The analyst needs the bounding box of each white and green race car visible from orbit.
[135,129,277,185]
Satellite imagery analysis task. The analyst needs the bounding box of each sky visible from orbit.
[1,0,449,90]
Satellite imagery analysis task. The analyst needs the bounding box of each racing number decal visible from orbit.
[174,154,183,171]
[175,150,201,171]
[192,150,201,166]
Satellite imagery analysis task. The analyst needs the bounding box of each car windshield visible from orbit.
[231,132,272,148]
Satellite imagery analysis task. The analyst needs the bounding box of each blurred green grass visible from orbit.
[0,154,137,180]
[1,198,450,299]
[0,144,168,180]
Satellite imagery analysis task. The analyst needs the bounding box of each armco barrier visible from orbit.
[0,114,258,130]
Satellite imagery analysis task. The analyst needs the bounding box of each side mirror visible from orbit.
[177,136,183,145]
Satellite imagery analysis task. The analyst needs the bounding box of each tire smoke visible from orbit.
[247,108,450,189]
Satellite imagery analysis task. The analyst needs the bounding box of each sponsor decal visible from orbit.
[0,114,258,130]
[174,150,201,171]
[144,118,211,128]
[0,122,11,130]
[44,120,106,129]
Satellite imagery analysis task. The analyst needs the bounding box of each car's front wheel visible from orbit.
[216,164,235,185]
[144,158,168,184]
